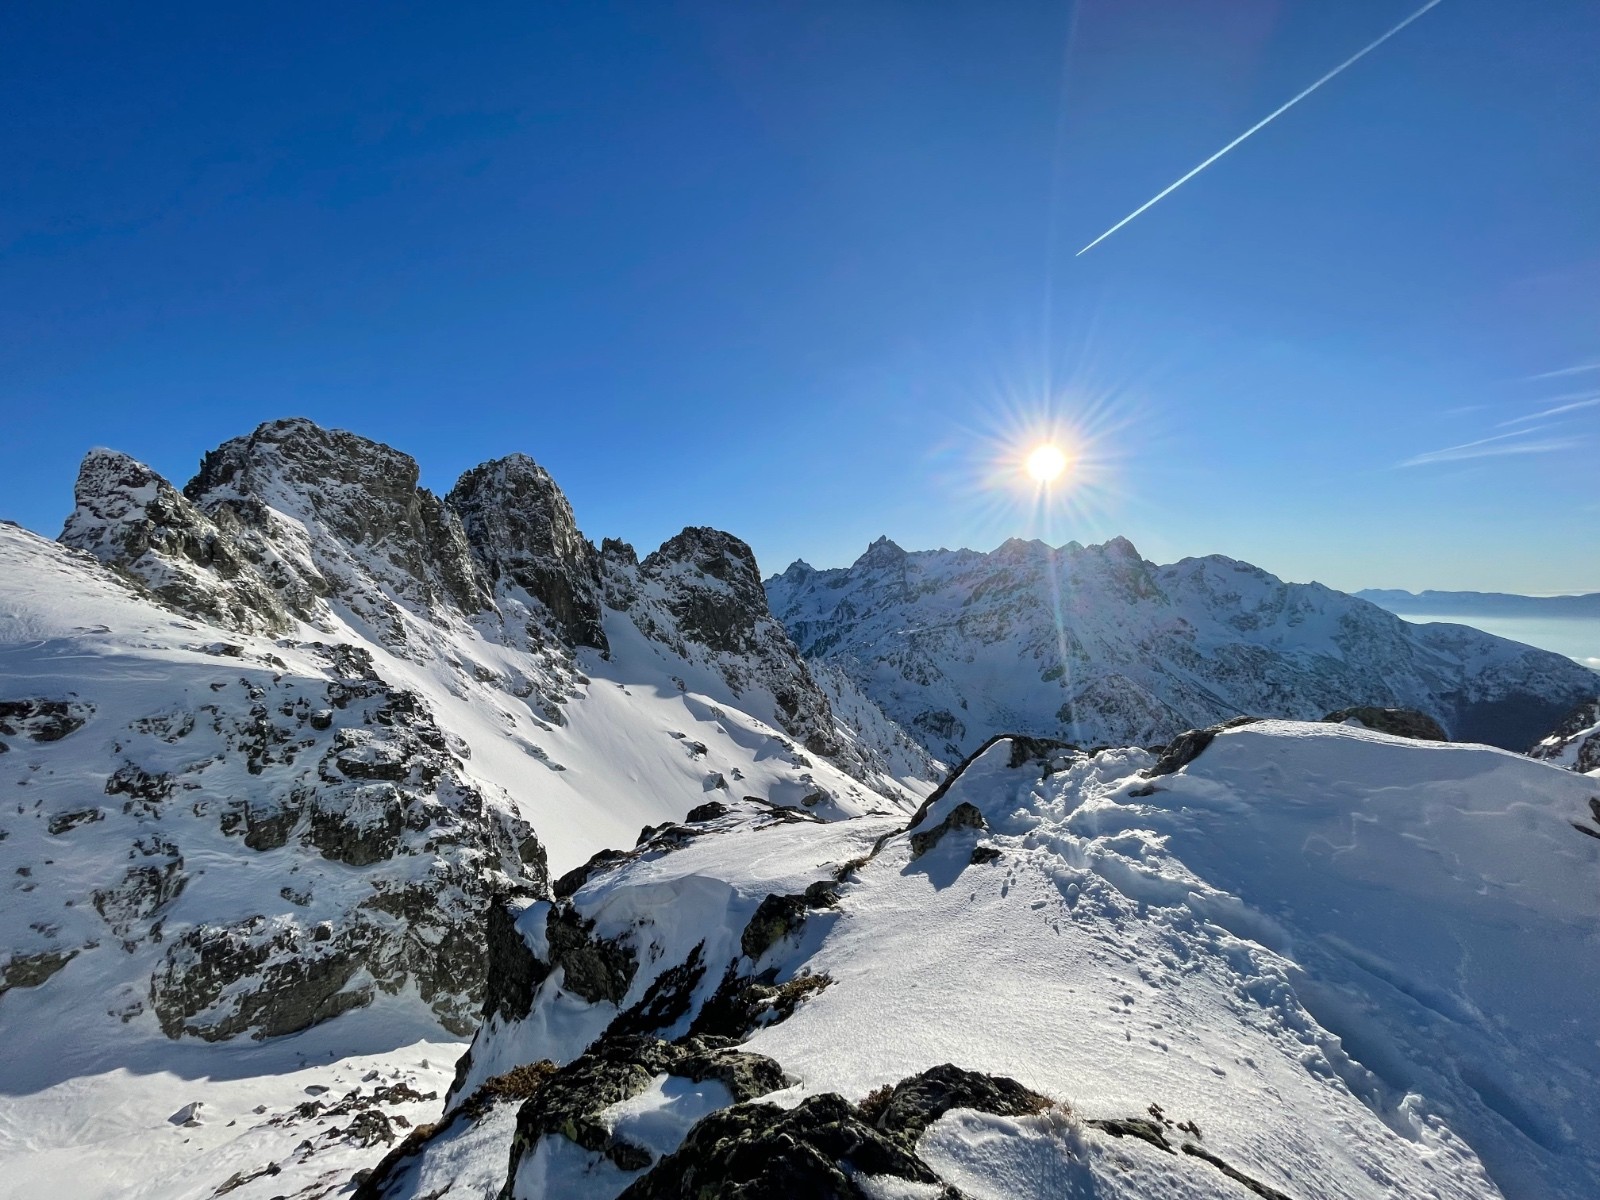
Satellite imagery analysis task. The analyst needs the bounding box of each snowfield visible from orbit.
[386,723,1600,1200]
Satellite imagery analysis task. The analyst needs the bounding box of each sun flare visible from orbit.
[1025,443,1068,484]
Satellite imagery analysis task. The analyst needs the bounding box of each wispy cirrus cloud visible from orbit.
[1397,426,1580,467]
[1497,393,1600,426]
[1527,362,1600,381]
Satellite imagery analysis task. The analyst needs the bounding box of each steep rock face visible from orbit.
[1529,698,1600,775]
[60,449,295,634]
[636,527,840,757]
[55,422,933,802]
[767,537,1599,758]
[639,528,784,657]
[448,455,607,652]
[183,418,492,641]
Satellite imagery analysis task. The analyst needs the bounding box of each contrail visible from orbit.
[1077,0,1446,256]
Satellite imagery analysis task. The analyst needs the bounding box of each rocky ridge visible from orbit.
[3,419,930,1056]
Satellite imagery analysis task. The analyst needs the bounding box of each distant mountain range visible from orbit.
[1357,588,1600,618]
[767,538,1600,758]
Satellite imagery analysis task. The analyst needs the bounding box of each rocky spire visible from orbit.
[448,454,607,651]
[852,536,907,571]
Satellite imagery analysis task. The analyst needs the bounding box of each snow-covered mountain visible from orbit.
[765,536,1600,760]
[1358,588,1600,619]
[6,419,1599,1200]
[352,722,1600,1200]
[0,419,935,1198]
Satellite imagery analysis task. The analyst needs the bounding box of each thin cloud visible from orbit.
[1397,427,1580,467]
[1527,362,1600,381]
[1497,393,1600,426]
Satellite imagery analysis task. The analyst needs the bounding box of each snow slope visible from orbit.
[387,722,1600,1200]
[766,537,1600,758]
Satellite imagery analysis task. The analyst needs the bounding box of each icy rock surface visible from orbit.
[766,536,1600,758]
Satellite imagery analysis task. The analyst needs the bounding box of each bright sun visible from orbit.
[1025,443,1068,484]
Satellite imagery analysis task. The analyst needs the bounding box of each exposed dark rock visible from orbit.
[341,1108,396,1149]
[685,799,729,823]
[619,527,847,761]
[0,947,79,998]
[184,418,492,620]
[242,800,300,851]
[609,943,707,1039]
[739,882,840,962]
[1181,1143,1295,1200]
[0,699,91,743]
[1529,697,1600,774]
[503,1034,788,1180]
[1144,716,1262,778]
[59,449,297,633]
[741,893,810,961]
[640,528,772,656]
[872,1063,1053,1142]
[672,1037,789,1103]
[93,839,185,935]
[1090,1115,1174,1151]
[1323,707,1448,741]
[909,802,987,861]
[104,762,175,805]
[544,902,637,1005]
[449,455,608,651]
[615,1092,958,1200]
[689,965,832,1041]
[969,845,1002,865]
[305,786,403,866]
[480,900,549,1023]
[47,807,105,835]
[554,848,630,900]
[150,917,375,1041]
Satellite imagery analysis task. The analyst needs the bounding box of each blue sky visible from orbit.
[3,0,1597,592]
